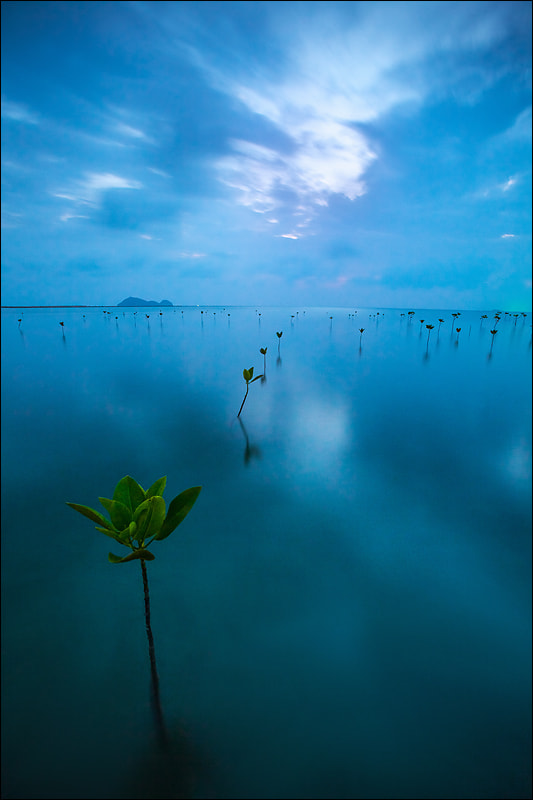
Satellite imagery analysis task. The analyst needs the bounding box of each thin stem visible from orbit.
[141,558,168,750]
[237,384,249,417]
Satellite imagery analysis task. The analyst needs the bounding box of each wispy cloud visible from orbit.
[54,172,142,206]
[201,1,517,231]
[1,97,40,125]
[60,213,90,223]
[500,176,517,192]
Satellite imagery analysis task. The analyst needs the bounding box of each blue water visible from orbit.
[1,306,531,799]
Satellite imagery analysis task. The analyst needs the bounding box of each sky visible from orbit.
[1,0,531,310]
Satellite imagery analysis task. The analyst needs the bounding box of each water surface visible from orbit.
[2,306,531,799]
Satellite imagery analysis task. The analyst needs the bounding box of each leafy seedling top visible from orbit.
[66,475,201,563]
[238,366,263,417]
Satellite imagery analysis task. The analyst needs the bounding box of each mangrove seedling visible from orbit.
[426,324,434,349]
[276,331,283,353]
[359,328,365,345]
[489,329,498,354]
[66,475,202,750]
[238,367,263,417]
[260,347,268,376]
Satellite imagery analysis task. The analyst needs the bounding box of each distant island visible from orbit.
[117,297,173,307]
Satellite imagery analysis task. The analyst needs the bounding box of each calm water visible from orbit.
[1,306,531,799]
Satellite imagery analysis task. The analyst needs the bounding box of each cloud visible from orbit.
[60,213,90,223]
[114,122,148,140]
[500,177,517,192]
[53,172,143,211]
[201,0,520,230]
[501,233,516,238]
[1,97,39,125]
[83,172,142,192]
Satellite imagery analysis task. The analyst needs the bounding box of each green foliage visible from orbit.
[66,475,201,563]
[243,366,262,385]
[238,366,264,417]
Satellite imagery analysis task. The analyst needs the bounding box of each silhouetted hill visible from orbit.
[117,297,173,307]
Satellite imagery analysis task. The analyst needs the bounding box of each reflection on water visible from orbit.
[1,305,531,799]
[238,417,262,466]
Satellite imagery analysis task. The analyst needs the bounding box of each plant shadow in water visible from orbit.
[238,417,262,466]
[125,724,214,799]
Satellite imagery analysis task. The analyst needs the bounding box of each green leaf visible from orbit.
[112,475,146,513]
[133,495,166,542]
[95,526,128,543]
[66,503,116,531]
[143,496,167,539]
[243,368,251,382]
[98,497,132,530]
[260,347,267,354]
[156,486,202,540]
[108,549,155,564]
[250,374,263,383]
[145,476,167,498]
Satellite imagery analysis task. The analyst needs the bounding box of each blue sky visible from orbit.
[1,0,531,309]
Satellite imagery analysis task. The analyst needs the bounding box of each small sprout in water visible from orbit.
[237,366,263,417]
[66,475,201,749]
[59,321,64,327]
[359,327,365,345]
[426,324,434,344]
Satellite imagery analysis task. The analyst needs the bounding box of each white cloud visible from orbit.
[83,173,142,192]
[197,0,520,231]
[60,213,90,223]
[148,167,171,178]
[115,122,148,139]
[54,172,143,208]
[500,176,517,192]
[1,97,39,125]
[501,233,516,238]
